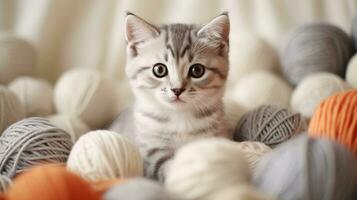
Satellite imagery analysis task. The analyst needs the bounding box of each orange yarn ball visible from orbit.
[309,89,357,155]
[90,179,124,196]
[6,165,100,200]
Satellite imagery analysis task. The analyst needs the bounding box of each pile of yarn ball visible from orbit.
[282,23,353,85]
[0,86,25,134]
[253,134,357,200]
[234,104,306,148]
[290,72,352,119]
[0,117,73,178]
[67,130,143,181]
[5,165,100,200]
[309,89,357,155]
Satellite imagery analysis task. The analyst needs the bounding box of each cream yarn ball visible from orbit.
[54,68,118,129]
[223,98,247,130]
[67,130,143,181]
[208,184,275,200]
[346,54,357,87]
[9,77,54,117]
[165,138,251,200]
[48,114,90,143]
[229,32,280,85]
[236,141,271,170]
[0,34,36,84]
[232,71,292,110]
[0,85,25,134]
[291,72,352,119]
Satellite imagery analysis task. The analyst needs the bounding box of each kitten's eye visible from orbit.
[153,63,168,78]
[189,64,205,78]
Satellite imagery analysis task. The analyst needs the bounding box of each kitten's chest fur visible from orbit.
[133,105,232,149]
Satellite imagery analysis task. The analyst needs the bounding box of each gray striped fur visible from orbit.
[122,12,232,181]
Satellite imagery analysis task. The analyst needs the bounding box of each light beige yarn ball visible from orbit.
[67,130,143,181]
[236,141,271,170]
[232,71,292,110]
[229,33,280,85]
[208,184,276,200]
[9,77,54,117]
[223,98,247,130]
[47,114,90,143]
[291,72,352,119]
[346,54,357,87]
[0,85,25,134]
[54,68,118,129]
[0,34,36,84]
[165,138,251,200]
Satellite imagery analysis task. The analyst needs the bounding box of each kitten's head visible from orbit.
[124,12,229,111]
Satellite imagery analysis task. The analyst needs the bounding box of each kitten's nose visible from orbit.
[171,88,185,96]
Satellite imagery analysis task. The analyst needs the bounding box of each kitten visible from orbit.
[117,12,231,181]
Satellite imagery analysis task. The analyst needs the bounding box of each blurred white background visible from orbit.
[0,0,356,82]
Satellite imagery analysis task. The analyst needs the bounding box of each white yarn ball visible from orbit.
[47,114,90,143]
[346,54,357,87]
[291,72,352,119]
[9,77,54,117]
[54,68,118,129]
[67,130,143,181]
[0,34,36,84]
[165,138,250,200]
[208,184,276,200]
[228,33,280,86]
[236,141,271,170]
[232,71,292,110]
[0,85,25,134]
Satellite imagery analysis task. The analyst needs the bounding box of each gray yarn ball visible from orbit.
[0,117,73,178]
[253,134,357,200]
[352,17,357,49]
[282,23,354,85]
[0,174,11,192]
[104,178,180,200]
[234,105,306,148]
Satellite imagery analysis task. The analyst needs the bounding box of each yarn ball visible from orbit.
[235,141,271,170]
[67,130,143,181]
[282,23,353,85]
[54,68,117,129]
[6,165,100,200]
[232,71,292,110]
[48,114,90,143]
[352,17,357,49]
[346,54,357,87]
[223,98,247,130]
[291,72,352,119]
[0,175,11,192]
[228,32,280,84]
[253,134,357,200]
[309,89,357,155]
[0,117,73,178]
[8,76,54,117]
[90,179,123,196]
[104,178,179,200]
[165,138,251,200]
[234,105,306,148]
[208,184,276,200]
[0,34,36,84]
[0,86,25,134]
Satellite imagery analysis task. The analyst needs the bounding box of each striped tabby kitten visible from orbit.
[123,12,231,181]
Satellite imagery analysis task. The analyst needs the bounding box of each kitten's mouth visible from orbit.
[171,97,185,103]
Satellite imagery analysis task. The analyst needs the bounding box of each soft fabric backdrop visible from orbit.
[0,0,356,83]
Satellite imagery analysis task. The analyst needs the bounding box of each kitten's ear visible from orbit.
[124,12,160,44]
[197,13,230,42]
